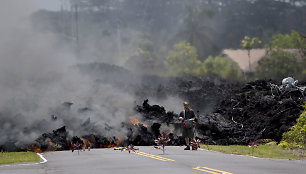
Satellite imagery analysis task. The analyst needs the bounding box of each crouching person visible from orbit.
[179,102,195,150]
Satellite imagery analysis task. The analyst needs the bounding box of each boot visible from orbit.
[184,145,190,150]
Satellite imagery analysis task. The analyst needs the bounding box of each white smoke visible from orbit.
[0,0,135,146]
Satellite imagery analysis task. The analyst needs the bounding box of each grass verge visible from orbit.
[0,151,40,165]
[200,142,306,160]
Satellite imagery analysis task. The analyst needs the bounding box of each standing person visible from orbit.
[179,101,195,150]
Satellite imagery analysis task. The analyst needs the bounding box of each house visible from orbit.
[221,49,303,72]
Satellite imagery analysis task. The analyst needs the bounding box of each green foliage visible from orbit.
[202,56,242,80]
[165,35,304,81]
[165,41,243,79]
[241,36,262,71]
[241,36,262,51]
[281,103,306,149]
[255,49,301,81]
[201,143,306,160]
[260,31,306,80]
[265,30,306,49]
[0,152,40,164]
[164,41,203,76]
[278,140,303,149]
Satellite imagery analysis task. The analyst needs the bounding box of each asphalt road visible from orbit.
[0,146,305,174]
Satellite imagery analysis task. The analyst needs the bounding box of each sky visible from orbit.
[34,0,62,11]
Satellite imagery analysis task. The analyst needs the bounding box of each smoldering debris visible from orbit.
[1,62,305,152]
[134,80,305,145]
[213,80,305,144]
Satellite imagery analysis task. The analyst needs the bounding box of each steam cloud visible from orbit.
[0,0,140,147]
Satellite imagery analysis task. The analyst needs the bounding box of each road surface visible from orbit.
[0,146,305,174]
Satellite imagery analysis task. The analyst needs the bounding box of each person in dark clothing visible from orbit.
[179,101,195,150]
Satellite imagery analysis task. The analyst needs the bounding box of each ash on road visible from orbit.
[0,146,305,174]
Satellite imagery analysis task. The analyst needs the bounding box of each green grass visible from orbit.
[0,151,40,165]
[200,142,306,160]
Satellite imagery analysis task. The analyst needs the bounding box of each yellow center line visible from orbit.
[129,151,232,173]
[135,152,166,159]
[135,153,168,161]
[193,166,233,174]
[135,152,170,161]
[136,153,168,161]
[133,151,175,162]
[136,151,173,160]
[200,167,232,174]
[193,167,220,174]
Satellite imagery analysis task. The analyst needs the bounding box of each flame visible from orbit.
[107,144,115,148]
[27,145,42,152]
[46,138,54,146]
[27,145,54,153]
[115,137,122,146]
[81,138,88,149]
[129,116,147,127]
[33,148,43,153]
[69,140,73,150]
[129,116,140,126]
[106,138,115,148]
[87,140,93,147]
[99,144,115,148]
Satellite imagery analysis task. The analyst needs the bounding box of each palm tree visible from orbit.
[241,36,262,72]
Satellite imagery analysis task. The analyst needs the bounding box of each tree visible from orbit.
[264,30,306,80]
[164,41,203,76]
[265,30,306,49]
[255,49,301,81]
[174,3,218,59]
[241,36,262,72]
[203,56,242,80]
[280,103,306,149]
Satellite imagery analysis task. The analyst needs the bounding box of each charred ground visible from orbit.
[1,63,305,151]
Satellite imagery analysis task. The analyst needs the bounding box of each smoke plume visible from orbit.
[0,0,138,147]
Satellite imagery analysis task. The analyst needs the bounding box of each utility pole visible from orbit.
[73,3,80,58]
[117,21,122,60]
[74,4,79,48]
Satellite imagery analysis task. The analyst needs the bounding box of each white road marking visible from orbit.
[37,153,48,163]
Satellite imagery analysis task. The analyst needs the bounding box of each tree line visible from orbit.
[31,0,306,81]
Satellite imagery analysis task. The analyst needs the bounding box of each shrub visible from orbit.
[280,103,306,149]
